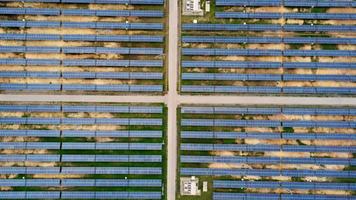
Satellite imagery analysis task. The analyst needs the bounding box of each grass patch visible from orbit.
[296,139,306,145]
[332,178,356,183]
[283,127,294,133]
[291,177,303,182]
[319,44,338,50]
[311,7,328,13]
[344,165,356,171]
[288,43,305,49]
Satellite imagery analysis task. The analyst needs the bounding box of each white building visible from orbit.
[183,0,204,16]
[180,176,201,196]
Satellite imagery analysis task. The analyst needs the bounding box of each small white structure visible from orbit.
[180,176,201,196]
[203,181,208,192]
[205,1,210,12]
[183,0,204,16]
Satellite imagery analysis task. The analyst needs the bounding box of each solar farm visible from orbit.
[0,103,166,199]
[178,105,356,200]
[0,0,355,200]
[0,0,165,94]
[181,0,356,95]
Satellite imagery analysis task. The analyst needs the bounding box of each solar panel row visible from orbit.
[182,36,356,44]
[215,0,356,7]
[0,129,162,138]
[216,12,356,20]
[181,85,356,94]
[213,192,354,200]
[182,48,356,57]
[0,191,161,199]
[284,0,356,8]
[215,0,282,7]
[181,131,356,140]
[0,167,162,174]
[181,143,355,153]
[0,117,162,125]
[181,168,356,178]
[61,179,162,187]
[0,105,163,113]
[0,179,161,187]
[62,130,163,137]
[181,107,281,114]
[181,155,356,165]
[0,154,161,162]
[0,191,60,199]
[0,46,163,55]
[0,20,163,30]
[0,154,60,162]
[0,0,164,4]
[0,142,162,150]
[62,154,162,162]
[0,8,163,17]
[182,73,356,81]
[182,119,355,128]
[62,105,163,113]
[0,58,163,67]
[0,33,163,42]
[0,84,163,92]
[0,71,163,80]
[213,180,356,190]
[182,61,355,69]
[180,106,356,115]
[182,23,356,32]
[62,143,162,150]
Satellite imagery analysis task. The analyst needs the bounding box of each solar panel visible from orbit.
[181,168,355,178]
[284,0,356,8]
[0,192,60,199]
[213,12,356,20]
[216,12,282,19]
[183,23,282,31]
[0,20,160,30]
[182,61,282,68]
[182,48,282,56]
[61,142,162,150]
[181,155,354,166]
[181,107,281,115]
[216,0,282,7]
[61,179,161,187]
[213,192,354,200]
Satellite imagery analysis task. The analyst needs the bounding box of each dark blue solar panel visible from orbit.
[216,0,282,6]
[284,0,356,8]
[182,23,282,31]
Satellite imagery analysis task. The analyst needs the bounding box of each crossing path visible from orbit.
[166,0,179,199]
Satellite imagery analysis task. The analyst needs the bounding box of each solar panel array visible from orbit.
[216,12,356,20]
[0,191,162,199]
[0,103,165,199]
[182,48,356,57]
[181,1,356,95]
[216,0,356,7]
[0,46,163,55]
[1,0,164,4]
[182,36,356,44]
[0,0,165,94]
[213,193,355,200]
[179,105,356,199]
[0,33,163,42]
[0,7,163,17]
